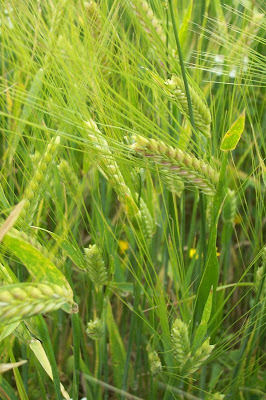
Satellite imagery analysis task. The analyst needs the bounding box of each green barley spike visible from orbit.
[86,318,104,340]
[165,75,212,137]
[185,338,214,375]
[129,0,166,45]
[138,195,155,241]
[0,282,71,324]
[147,349,162,375]
[132,135,219,195]
[171,318,190,367]
[86,120,155,240]
[20,135,61,226]
[161,172,184,197]
[223,189,237,224]
[84,244,108,286]
[58,159,80,196]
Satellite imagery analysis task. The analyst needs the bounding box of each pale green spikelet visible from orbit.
[161,173,185,197]
[147,349,162,375]
[171,318,190,366]
[86,318,104,340]
[254,247,266,298]
[165,75,212,137]
[129,0,166,45]
[86,120,155,240]
[30,151,41,165]
[184,338,214,375]
[58,159,80,196]
[223,189,237,224]
[132,135,219,195]
[138,195,155,241]
[86,120,131,199]
[84,244,108,286]
[206,197,213,227]
[20,136,61,225]
[0,282,72,324]
[124,193,154,241]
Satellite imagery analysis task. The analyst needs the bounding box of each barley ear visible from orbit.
[171,318,190,367]
[84,244,108,287]
[223,189,237,224]
[58,159,80,196]
[165,74,212,137]
[0,283,72,324]
[86,318,104,340]
[184,338,214,375]
[20,136,61,226]
[147,349,162,375]
[132,135,219,195]
[129,0,166,46]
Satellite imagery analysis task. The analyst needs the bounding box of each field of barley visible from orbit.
[0,1,265,399]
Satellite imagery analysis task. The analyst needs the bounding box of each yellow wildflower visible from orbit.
[118,240,129,254]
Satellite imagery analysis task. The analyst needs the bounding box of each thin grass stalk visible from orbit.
[168,0,195,133]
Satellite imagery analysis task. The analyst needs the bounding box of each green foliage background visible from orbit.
[0,0,265,399]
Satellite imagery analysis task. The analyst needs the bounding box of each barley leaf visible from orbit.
[179,0,193,48]
[220,110,245,151]
[0,201,25,242]
[0,376,19,400]
[106,301,126,388]
[192,287,213,352]
[29,339,70,400]
[3,232,71,290]
[0,322,19,342]
[61,240,86,270]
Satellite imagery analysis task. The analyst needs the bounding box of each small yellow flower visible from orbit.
[189,247,220,259]
[118,240,129,254]
[189,248,198,259]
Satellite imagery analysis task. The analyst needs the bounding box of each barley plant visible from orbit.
[0,1,265,399]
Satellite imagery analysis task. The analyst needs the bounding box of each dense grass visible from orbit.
[0,1,265,399]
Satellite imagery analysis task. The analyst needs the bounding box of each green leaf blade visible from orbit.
[220,110,245,151]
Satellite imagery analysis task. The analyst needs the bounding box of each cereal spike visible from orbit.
[223,189,237,224]
[171,318,190,366]
[148,349,162,375]
[86,120,155,240]
[165,75,211,137]
[184,338,214,375]
[58,159,80,196]
[20,136,61,225]
[84,244,108,286]
[0,282,72,324]
[129,1,166,45]
[132,135,218,195]
[161,173,185,197]
[86,318,104,340]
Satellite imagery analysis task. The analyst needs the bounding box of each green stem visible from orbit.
[71,312,80,400]
[34,316,61,400]
[168,0,195,131]
[231,255,266,396]
[121,259,142,398]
